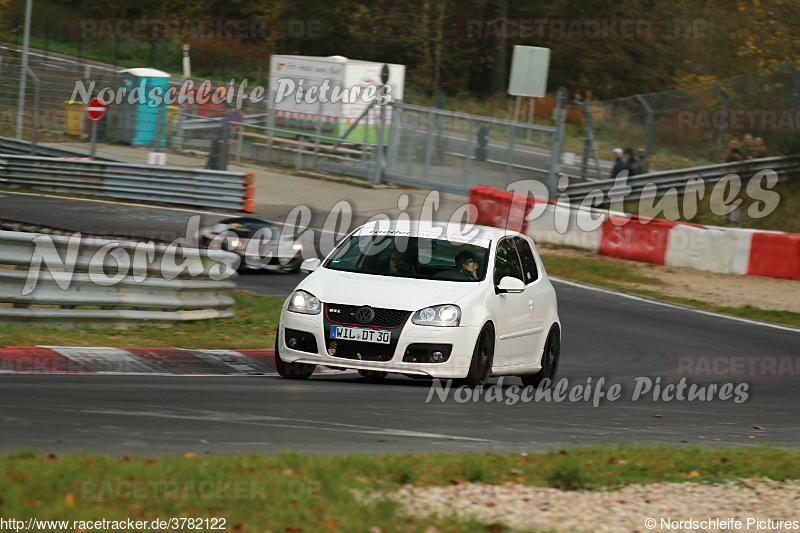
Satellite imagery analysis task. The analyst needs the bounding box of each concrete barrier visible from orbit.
[747,232,800,280]
[665,225,755,275]
[527,202,604,253]
[470,185,799,281]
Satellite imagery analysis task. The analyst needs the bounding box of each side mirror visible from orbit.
[497,276,525,293]
[300,258,321,273]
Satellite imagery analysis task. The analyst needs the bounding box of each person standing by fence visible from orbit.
[623,147,637,176]
[725,139,743,162]
[634,147,650,175]
[610,148,627,178]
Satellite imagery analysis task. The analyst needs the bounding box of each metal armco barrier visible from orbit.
[0,230,238,328]
[565,155,800,205]
[0,135,123,161]
[0,154,255,212]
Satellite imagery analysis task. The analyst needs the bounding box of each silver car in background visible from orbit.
[198,217,303,273]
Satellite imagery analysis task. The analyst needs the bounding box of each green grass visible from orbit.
[623,174,800,234]
[540,252,665,291]
[0,445,796,533]
[541,251,800,328]
[0,291,283,348]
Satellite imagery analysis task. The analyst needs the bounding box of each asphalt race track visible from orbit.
[1,194,799,455]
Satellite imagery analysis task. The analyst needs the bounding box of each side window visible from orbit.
[494,238,524,285]
[514,237,539,284]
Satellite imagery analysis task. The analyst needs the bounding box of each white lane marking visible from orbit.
[46,406,497,443]
[359,428,492,441]
[551,277,800,333]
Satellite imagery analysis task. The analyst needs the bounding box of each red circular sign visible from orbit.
[85,98,106,121]
[229,109,245,127]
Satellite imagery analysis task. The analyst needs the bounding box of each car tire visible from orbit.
[465,326,495,388]
[521,326,560,389]
[274,335,316,379]
[358,369,388,380]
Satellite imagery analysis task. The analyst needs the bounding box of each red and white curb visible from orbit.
[470,186,800,281]
[0,347,346,376]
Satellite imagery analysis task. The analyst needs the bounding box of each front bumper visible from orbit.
[278,310,479,378]
[231,249,301,271]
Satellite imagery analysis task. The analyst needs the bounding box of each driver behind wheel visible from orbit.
[454,251,479,280]
[389,248,415,274]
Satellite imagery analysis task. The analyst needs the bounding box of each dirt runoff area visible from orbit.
[539,247,800,314]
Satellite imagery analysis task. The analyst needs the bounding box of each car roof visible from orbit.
[353,219,524,243]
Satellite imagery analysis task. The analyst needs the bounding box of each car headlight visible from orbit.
[412,304,461,327]
[229,239,243,249]
[292,243,303,251]
[287,290,321,315]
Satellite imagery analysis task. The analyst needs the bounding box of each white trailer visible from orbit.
[268,55,405,143]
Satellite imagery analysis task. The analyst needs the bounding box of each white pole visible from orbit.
[15,0,33,140]
[182,44,191,78]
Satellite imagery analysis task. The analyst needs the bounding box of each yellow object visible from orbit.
[165,105,179,137]
[64,101,84,136]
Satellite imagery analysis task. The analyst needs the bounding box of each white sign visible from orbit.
[508,46,550,98]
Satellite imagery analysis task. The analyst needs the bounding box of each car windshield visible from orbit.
[324,234,490,281]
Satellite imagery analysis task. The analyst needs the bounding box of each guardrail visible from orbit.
[0,135,124,161]
[0,154,255,212]
[565,155,800,205]
[0,230,239,328]
[0,218,71,236]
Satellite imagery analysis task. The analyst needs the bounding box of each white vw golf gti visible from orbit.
[276,220,560,387]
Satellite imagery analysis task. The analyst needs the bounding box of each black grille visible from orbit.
[284,329,318,354]
[327,339,395,361]
[325,304,410,329]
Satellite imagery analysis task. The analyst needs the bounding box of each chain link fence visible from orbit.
[385,102,561,195]
[0,46,121,147]
[0,45,380,175]
[576,62,800,178]
[2,43,796,190]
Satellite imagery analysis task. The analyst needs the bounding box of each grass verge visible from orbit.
[0,291,283,349]
[541,251,800,328]
[0,445,797,533]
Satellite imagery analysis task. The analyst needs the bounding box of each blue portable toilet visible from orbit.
[117,68,171,146]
